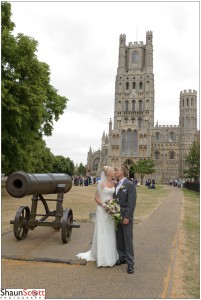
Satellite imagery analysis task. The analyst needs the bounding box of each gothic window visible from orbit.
[133,130,138,155]
[132,100,136,111]
[132,51,139,63]
[121,129,138,156]
[139,82,143,89]
[182,98,184,107]
[169,151,175,159]
[186,98,189,106]
[156,132,160,141]
[126,82,129,90]
[139,100,143,111]
[93,158,100,171]
[191,97,194,106]
[155,151,160,159]
[170,132,175,142]
[138,118,142,128]
[127,129,132,155]
[133,82,136,89]
[125,100,129,112]
[122,130,126,154]
[186,116,189,127]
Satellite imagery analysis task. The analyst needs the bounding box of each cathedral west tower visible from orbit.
[108,31,154,168]
[86,31,198,182]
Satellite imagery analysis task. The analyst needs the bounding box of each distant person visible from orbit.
[84,177,89,186]
[79,176,83,186]
[151,179,155,189]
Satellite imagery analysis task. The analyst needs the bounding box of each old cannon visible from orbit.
[6,171,80,243]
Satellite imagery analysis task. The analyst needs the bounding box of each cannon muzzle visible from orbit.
[6,171,72,198]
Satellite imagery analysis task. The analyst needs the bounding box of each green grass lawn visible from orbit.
[182,188,200,299]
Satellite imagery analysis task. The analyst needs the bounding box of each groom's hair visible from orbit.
[120,166,128,177]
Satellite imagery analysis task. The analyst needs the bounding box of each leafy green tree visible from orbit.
[52,156,74,175]
[1,2,68,174]
[77,163,86,175]
[183,141,200,181]
[130,158,155,185]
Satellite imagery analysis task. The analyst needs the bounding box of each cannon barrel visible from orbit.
[6,171,72,198]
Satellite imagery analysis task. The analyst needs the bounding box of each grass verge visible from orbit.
[182,188,200,298]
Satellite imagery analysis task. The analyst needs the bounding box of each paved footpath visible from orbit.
[2,187,182,299]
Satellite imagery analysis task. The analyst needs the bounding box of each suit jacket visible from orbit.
[116,178,136,221]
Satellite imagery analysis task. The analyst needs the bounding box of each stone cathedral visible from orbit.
[86,31,198,183]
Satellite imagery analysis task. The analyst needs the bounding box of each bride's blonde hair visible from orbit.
[102,166,114,177]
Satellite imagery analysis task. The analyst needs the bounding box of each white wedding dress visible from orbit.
[76,187,119,267]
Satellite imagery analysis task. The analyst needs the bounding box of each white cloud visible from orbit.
[10,1,199,165]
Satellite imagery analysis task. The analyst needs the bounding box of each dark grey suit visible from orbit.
[116,178,137,266]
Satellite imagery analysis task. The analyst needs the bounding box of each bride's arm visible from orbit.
[95,189,103,206]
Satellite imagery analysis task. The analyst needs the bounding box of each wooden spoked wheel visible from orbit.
[13,206,30,240]
[61,208,73,243]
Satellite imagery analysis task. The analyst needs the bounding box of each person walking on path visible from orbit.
[115,166,137,274]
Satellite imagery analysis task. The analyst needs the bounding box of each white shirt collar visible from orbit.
[118,177,126,185]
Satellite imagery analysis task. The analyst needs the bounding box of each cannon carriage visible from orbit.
[6,171,80,243]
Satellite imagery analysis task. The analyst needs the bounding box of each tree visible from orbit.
[183,141,200,181]
[130,158,155,185]
[1,2,68,174]
[77,163,86,175]
[52,156,74,175]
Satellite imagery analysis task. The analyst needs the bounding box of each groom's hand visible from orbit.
[122,218,129,225]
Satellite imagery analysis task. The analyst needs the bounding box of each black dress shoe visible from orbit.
[115,259,127,266]
[127,265,134,274]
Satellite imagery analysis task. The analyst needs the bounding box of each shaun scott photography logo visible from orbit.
[0,289,45,299]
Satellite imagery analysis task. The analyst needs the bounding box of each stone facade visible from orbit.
[86,31,198,183]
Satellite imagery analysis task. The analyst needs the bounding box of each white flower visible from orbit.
[102,199,122,229]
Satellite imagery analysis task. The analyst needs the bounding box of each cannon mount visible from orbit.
[7,171,80,244]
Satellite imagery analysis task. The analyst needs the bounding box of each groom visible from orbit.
[115,166,137,274]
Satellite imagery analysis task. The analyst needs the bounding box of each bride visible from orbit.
[76,166,119,267]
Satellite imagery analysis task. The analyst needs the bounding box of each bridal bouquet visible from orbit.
[102,199,122,229]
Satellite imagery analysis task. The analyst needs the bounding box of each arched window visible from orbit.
[121,129,138,156]
[170,132,175,142]
[139,100,143,111]
[132,100,135,111]
[133,82,136,89]
[139,82,142,89]
[132,51,139,63]
[169,151,175,159]
[93,158,100,171]
[125,100,129,112]
[156,132,160,142]
[186,98,189,106]
[126,82,129,90]
[127,129,132,155]
[155,151,160,159]
[133,130,138,155]
[138,118,142,128]
[122,131,126,154]
[191,97,194,106]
